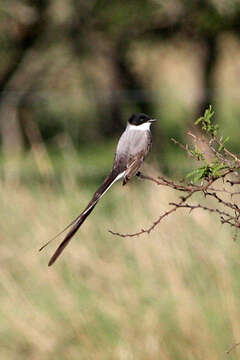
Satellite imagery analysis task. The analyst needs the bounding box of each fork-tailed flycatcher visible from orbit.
[40,113,157,266]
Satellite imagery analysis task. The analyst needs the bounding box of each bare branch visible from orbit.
[226,342,240,355]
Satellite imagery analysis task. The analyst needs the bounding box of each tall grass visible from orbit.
[0,154,240,360]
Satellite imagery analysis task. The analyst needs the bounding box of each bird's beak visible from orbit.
[149,119,157,123]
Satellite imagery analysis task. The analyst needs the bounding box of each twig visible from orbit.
[109,192,192,238]
[109,172,240,239]
[226,342,240,355]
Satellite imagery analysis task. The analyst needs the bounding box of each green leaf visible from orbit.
[218,136,230,151]
[194,105,217,135]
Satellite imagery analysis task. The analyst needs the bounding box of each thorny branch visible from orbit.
[226,342,240,355]
[109,172,240,238]
[109,107,240,240]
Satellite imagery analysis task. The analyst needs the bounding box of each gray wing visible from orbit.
[113,128,152,185]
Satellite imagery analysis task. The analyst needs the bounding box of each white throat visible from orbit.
[128,122,151,131]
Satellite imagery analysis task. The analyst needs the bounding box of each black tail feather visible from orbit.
[48,203,96,266]
[45,170,120,266]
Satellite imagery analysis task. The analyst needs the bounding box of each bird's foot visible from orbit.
[136,171,143,178]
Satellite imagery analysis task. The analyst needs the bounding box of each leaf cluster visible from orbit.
[187,105,234,183]
[186,161,226,183]
[194,105,218,136]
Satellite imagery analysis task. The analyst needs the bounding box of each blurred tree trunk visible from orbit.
[115,43,153,116]
[0,0,49,182]
[97,41,154,137]
[189,35,218,161]
[0,49,50,182]
[0,0,48,155]
[196,39,218,117]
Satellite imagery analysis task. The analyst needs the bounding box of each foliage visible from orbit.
[194,105,218,135]
[186,105,231,183]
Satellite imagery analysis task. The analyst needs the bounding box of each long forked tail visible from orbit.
[40,170,123,266]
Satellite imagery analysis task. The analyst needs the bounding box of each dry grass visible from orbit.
[0,166,240,360]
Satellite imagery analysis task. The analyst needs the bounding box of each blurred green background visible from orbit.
[1,1,240,359]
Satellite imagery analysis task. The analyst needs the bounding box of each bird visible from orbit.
[40,113,157,266]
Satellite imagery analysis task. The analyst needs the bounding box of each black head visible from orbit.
[128,113,151,126]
